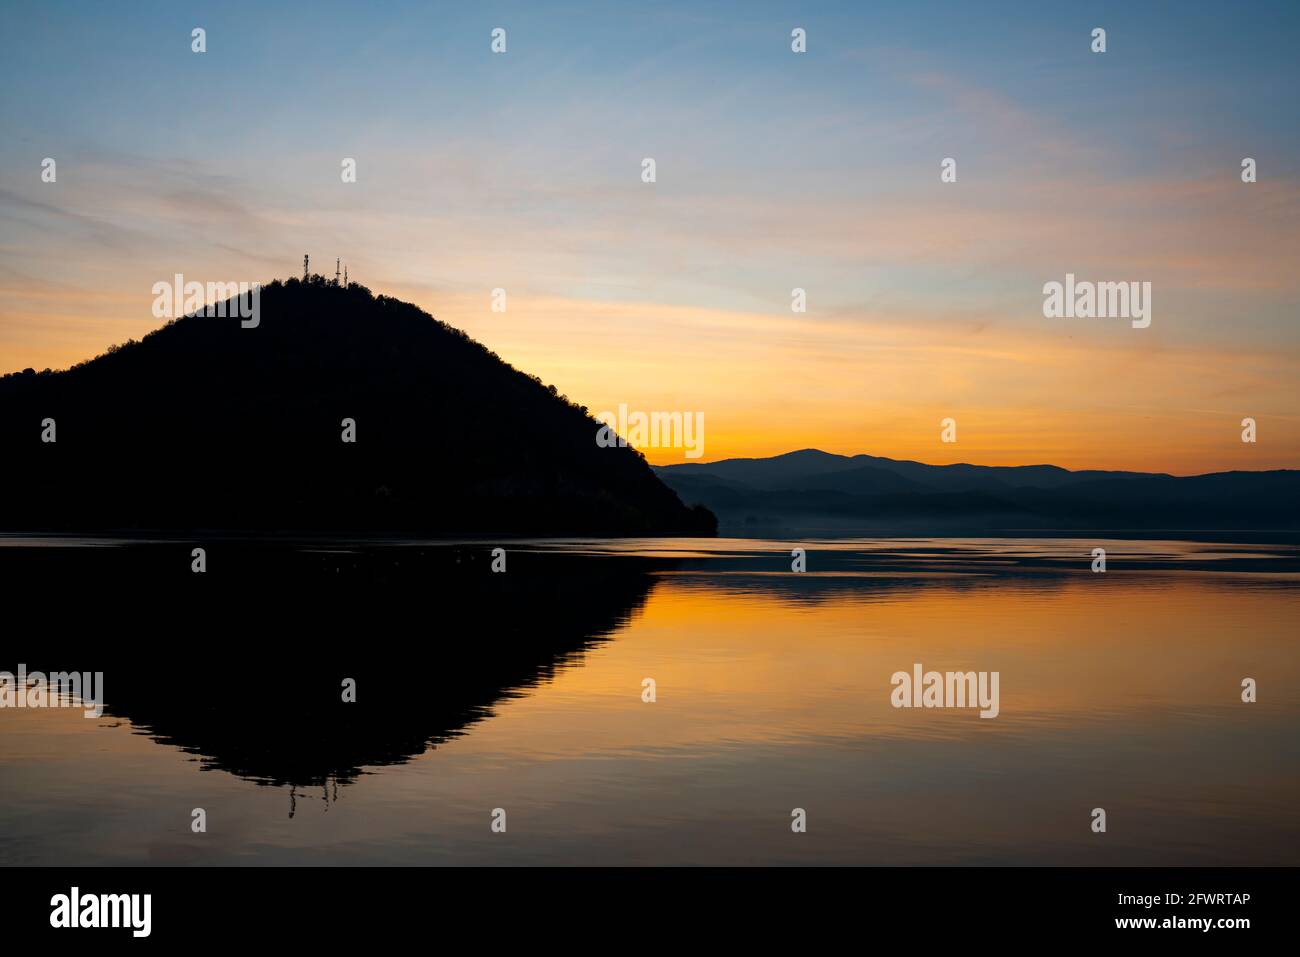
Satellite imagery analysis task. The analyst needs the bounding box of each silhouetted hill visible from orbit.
[661,448,1158,492]
[656,450,1299,536]
[0,277,716,535]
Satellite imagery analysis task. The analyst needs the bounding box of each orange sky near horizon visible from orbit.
[432,292,1300,475]
[2,284,1297,476]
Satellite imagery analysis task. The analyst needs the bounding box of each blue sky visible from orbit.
[2,0,1297,469]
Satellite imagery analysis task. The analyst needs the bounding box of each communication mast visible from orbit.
[303,254,309,280]
[335,258,341,286]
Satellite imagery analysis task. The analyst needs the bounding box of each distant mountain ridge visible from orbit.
[0,276,716,536]
[655,449,1299,535]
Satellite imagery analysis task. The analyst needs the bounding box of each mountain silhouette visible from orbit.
[656,449,1300,535]
[0,276,716,536]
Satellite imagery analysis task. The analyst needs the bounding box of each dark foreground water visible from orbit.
[1,536,1297,865]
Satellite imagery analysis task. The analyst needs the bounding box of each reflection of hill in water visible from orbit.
[4,542,664,788]
[10,538,1293,791]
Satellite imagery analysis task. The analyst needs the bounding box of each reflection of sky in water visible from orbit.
[0,538,1296,866]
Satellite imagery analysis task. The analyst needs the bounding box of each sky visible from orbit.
[1,0,1297,471]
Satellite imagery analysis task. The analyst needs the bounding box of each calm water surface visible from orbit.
[1,536,1297,865]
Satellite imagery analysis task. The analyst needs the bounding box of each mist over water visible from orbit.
[1,537,1296,865]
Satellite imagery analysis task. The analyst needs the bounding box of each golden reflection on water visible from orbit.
[462,571,1300,752]
[1,538,1297,865]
